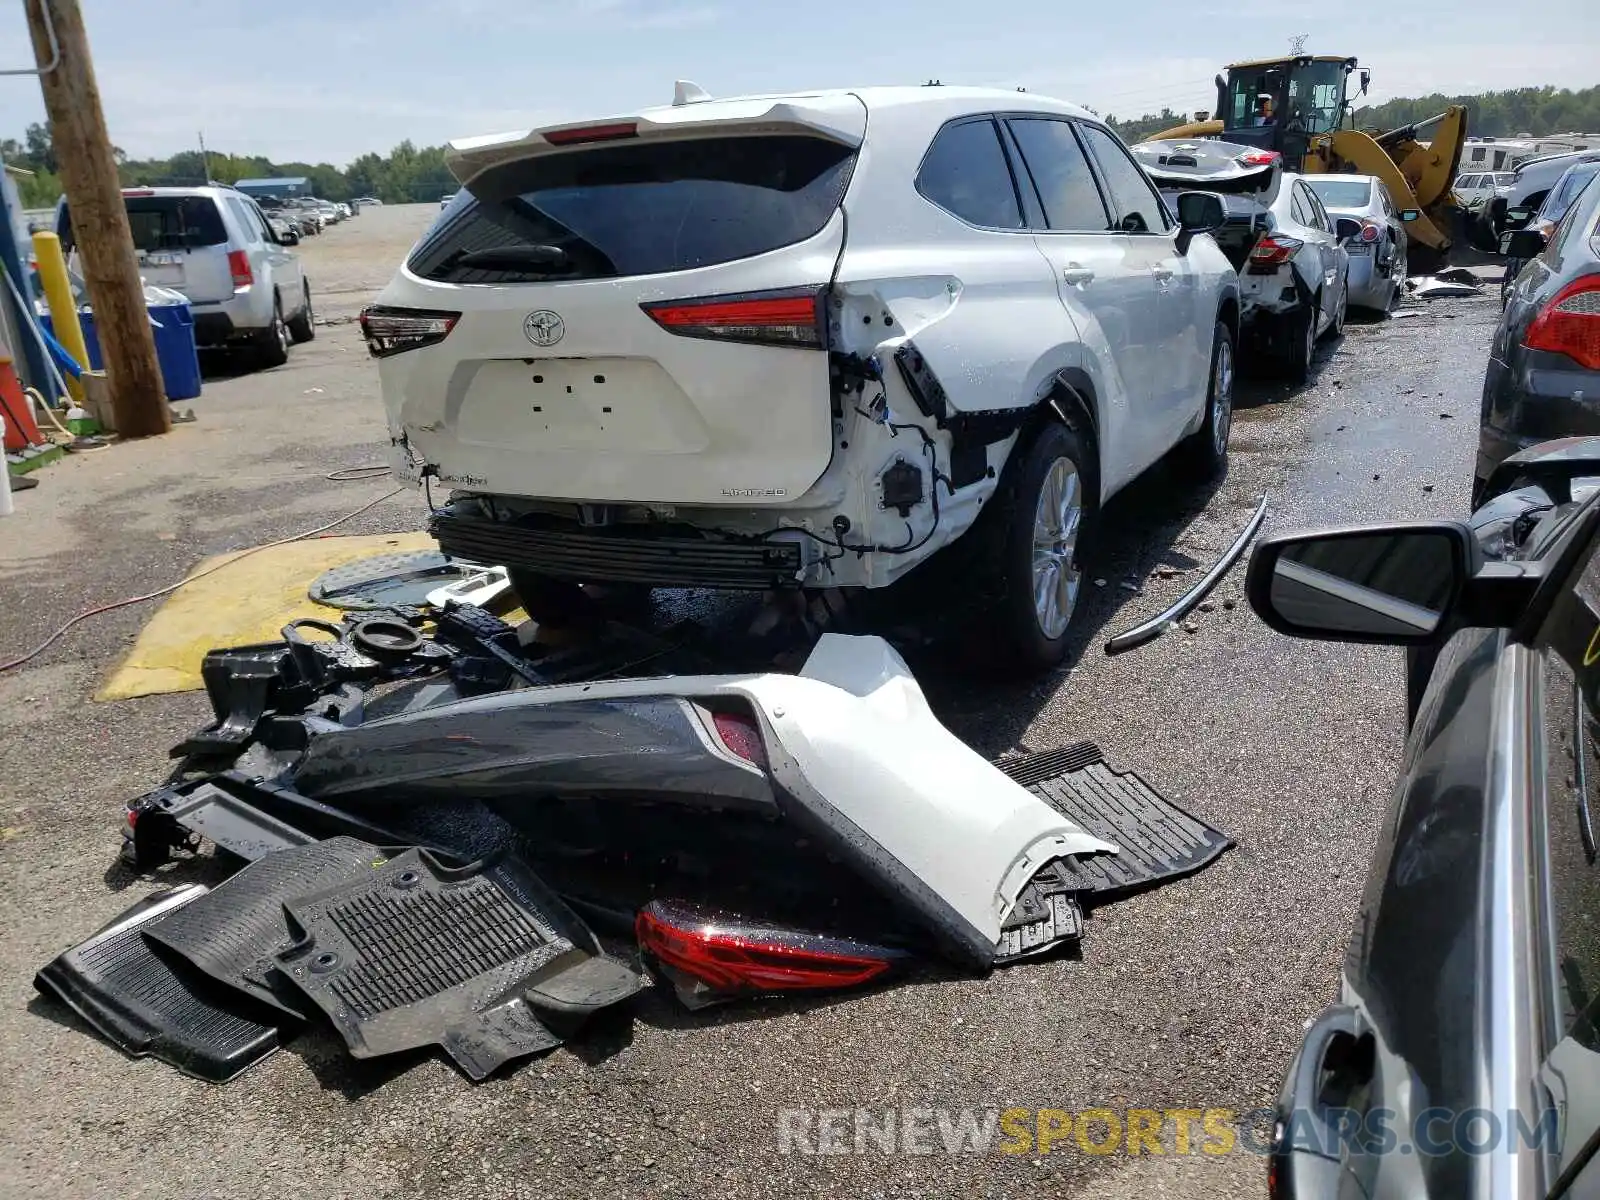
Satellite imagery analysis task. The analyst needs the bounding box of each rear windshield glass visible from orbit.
[1304,179,1371,209]
[407,134,856,284]
[61,196,229,254]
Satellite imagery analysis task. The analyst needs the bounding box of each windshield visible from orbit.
[1541,166,1600,221]
[1305,179,1372,209]
[408,134,856,284]
[1287,61,1346,133]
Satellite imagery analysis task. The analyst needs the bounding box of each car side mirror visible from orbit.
[1399,209,1420,222]
[1175,190,1225,254]
[1502,227,1546,258]
[1246,522,1483,645]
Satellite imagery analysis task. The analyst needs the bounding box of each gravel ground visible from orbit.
[0,203,1501,1199]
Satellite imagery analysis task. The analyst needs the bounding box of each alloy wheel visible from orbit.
[1031,457,1083,640]
[1212,337,1234,458]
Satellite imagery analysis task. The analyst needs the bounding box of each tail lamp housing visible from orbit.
[1248,235,1303,271]
[642,287,828,349]
[1523,276,1600,370]
[227,250,253,288]
[359,305,461,358]
[635,899,908,1009]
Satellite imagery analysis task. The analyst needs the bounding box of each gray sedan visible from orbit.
[1304,173,1416,312]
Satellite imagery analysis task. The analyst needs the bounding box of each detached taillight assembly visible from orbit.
[642,287,828,349]
[1524,276,1600,370]
[635,900,909,1009]
[359,305,461,358]
[709,709,766,767]
[1236,149,1281,167]
[1248,235,1303,269]
[227,249,253,288]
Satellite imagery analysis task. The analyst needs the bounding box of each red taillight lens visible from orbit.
[1237,150,1281,166]
[710,710,766,766]
[1359,221,1381,242]
[643,288,827,349]
[1524,277,1600,369]
[227,250,253,288]
[635,900,901,1003]
[358,305,461,358]
[544,122,638,146]
[1249,235,1303,266]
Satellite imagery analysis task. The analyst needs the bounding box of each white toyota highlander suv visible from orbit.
[366,85,1241,671]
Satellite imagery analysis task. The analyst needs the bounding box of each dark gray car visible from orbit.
[1477,167,1600,505]
[1247,438,1600,1199]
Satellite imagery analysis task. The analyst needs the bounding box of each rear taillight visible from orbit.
[1524,276,1600,369]
[544,122,638,146]
[709,709,766,767]
[359,305,461,358]
[227,250,253,288]
[1248,235,1303,267]
[642,287,828,349]
[1359,221,1381,242]
[635,900,904,1006]
[1237,150,1281,167]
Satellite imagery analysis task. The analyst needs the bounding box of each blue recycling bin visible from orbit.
[41,298,203,402]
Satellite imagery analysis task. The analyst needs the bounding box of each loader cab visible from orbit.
[1217,55,1359,169]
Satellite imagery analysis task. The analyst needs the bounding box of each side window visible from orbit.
[1004,117,1110,232]
[1289,187,1311,226]
[1378,185,1395,216]
[1299,184,1331,233]
[225,197,260,245]
[915,118,1024,231]
[1076,122,1170,233]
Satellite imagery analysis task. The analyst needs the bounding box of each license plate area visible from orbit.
[456,357,705,454]
[143,252,183,266]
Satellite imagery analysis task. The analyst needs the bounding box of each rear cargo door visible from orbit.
[85,194,236,304]
[385,103,865,507]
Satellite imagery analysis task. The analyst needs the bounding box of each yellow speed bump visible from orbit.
[97,531,437,701]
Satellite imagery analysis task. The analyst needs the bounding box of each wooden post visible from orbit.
[24,0,169,437]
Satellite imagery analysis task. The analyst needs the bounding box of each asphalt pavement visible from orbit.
[0,204,1502,1199]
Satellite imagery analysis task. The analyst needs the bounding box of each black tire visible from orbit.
[1173,320,1234,483]
[1324,276,1347,339]
[255,295,290,369]
[1280,298,1316,384]
[287,281,315,343]
[980,418,1097,675]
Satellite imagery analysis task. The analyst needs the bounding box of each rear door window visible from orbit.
[1003,117,1110,232]
[1075,123,1170,233]
[916,118,1024,231]
[408,134,857,284]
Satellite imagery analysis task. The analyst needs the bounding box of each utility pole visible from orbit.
[23,0,168,437]
[198,130,211,184]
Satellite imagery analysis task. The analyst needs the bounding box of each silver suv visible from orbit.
[56,185,314,368]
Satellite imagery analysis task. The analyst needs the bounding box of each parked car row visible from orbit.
[1135,139,1410,380]
[57,183,315,371]
[254,195,357,243]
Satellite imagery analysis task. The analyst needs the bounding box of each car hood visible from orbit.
[1132,138,1282,205]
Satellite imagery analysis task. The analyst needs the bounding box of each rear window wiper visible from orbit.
[449,245,573,273]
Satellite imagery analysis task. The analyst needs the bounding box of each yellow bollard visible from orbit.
[31,231,88,404]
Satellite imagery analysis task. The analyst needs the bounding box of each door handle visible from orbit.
[1062,265,1095,286]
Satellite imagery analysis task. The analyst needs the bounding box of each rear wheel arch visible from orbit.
[1217,295,1240,346]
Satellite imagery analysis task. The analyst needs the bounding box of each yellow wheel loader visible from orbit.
[1143,54,1467,272]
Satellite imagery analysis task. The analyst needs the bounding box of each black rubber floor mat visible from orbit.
[1018,756,1233,898]
[993,741,1104,788]
[144,837,383,1020]
[274,849,643,1080]
[33,885,282,1082]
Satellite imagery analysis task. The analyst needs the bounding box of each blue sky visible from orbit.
[0,0,1594,165]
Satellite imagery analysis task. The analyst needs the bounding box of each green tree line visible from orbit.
[2,123,458,208]
[1106,84,1600,144]
[5,82,1596,208]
